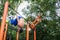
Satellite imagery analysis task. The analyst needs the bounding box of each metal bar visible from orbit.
[4,24,8,40]
[26,23,29,40]
[0,1,9,40]
[16,27,20,40]
[34,28,36,40]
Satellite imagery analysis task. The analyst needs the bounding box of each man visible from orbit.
[9,15,24,33]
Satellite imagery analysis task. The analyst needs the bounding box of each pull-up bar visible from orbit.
[0,1,24,40]
[0,1,41,40]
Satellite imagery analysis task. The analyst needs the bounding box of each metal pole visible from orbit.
[16,27,20,40]
[0,1,9,40]
[4,24,8,40]
[26,23,29,40]
[34,28,36,40]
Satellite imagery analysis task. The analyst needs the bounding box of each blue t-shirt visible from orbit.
[9,16,23,26]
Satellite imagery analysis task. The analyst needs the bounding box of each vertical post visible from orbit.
[34,28,36,40]
[16,27,20,40]
[4,24,8,40]
[26,23,29,40]
[0,26,1,30]
[0,1,9,40]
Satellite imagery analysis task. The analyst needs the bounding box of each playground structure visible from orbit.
[0,1,41,40]
[26,15,41,40]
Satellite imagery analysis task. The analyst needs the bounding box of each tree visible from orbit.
[0,0,60,40]
[22,0,60,40]
[0,0,24,40]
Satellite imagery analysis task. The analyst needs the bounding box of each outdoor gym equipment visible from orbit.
[0,1,41,40]
[0,1,24,40]
[26,15,41,40]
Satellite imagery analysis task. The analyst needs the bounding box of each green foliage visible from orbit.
[24,0,60,40]
[0,0,60,40]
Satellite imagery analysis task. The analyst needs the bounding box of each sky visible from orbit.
[56,1,60,17]
[17,1,30,18]
[17,0,60,18]
[0,0,60,20]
